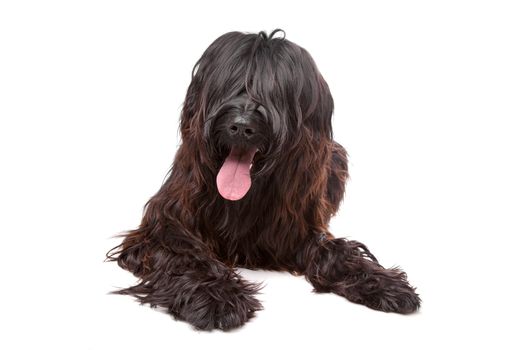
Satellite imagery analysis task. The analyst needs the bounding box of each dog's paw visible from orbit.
[175,277,262,331]
[351,268,421,314]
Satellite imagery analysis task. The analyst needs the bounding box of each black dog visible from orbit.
[107,29,420,330]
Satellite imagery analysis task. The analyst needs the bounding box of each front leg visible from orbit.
[297,233,421,314]
[107,228,262,331]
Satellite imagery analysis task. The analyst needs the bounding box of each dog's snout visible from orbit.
[228,116,256,139]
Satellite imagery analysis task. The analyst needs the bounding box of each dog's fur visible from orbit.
[106,29,420,330]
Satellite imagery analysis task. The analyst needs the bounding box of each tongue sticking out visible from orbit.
[216,146,258,201]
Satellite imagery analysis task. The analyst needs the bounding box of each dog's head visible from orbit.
[180,30,334,201]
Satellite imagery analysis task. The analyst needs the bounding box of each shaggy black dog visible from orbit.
[107,29,420,330]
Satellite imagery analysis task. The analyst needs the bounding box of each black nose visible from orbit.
[228,116,256,139]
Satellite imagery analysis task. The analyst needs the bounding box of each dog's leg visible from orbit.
[107,203,261,330]
[310,142,420,312]
[296,234,420,314]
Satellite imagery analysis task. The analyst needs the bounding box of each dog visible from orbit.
[107,29,420,330]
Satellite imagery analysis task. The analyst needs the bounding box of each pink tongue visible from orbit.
[216,146,258,201]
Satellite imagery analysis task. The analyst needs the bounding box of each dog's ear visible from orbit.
[295,51,334,140]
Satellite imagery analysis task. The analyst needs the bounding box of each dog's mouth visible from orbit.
[216,145,259,201]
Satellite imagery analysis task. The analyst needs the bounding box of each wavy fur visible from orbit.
[106,29,420,330]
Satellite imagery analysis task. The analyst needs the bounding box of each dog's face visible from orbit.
[211,94,270,200]
[180,30,334,201]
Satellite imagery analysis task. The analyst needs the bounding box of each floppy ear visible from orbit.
[297,49,334,140]
[179,72,203,141]
[310,73,334,140]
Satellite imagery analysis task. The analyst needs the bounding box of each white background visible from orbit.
[1,1,524,349]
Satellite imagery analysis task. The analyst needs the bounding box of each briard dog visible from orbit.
[107,29,420,330]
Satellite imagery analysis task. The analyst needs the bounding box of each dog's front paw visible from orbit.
[352,268,421,314]
[175,276,262,331]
